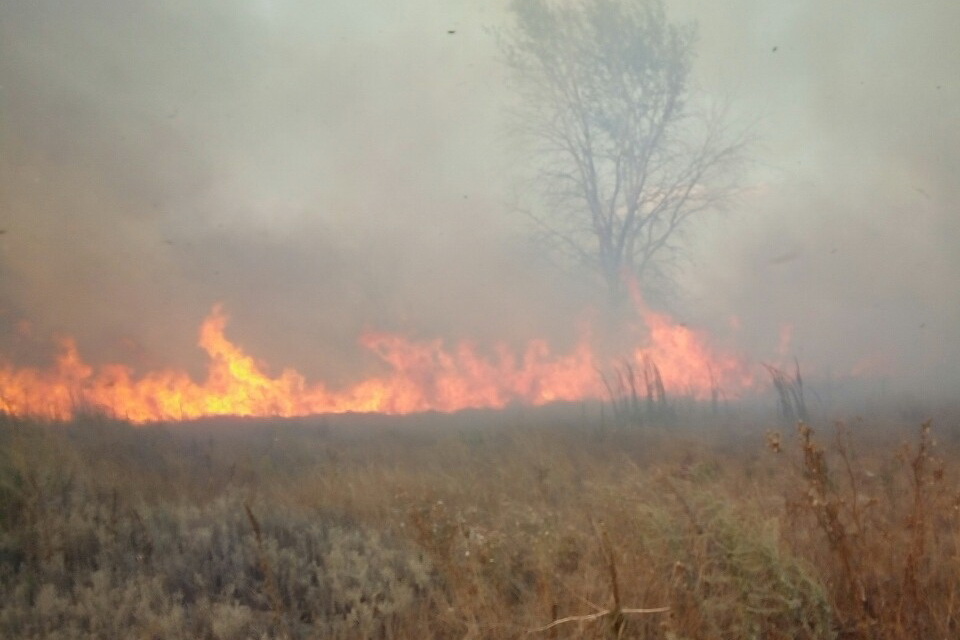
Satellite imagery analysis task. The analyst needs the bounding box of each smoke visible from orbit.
[0,0,570,381]
[669,0,960,399]
[1,0,957,402]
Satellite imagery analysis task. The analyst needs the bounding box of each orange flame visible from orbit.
[0,301,756,423]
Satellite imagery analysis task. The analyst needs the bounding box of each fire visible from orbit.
[0,301,755,423]
[631,305,754,398]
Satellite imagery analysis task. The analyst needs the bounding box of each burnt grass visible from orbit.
[0,403,958,639]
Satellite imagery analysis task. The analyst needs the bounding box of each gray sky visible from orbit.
[1,0,957,399]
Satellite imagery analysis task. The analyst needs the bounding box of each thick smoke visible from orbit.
[670,0,960,400]
[0,0,957,402]
[0,0,572,382]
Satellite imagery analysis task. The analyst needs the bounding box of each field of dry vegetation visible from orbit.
[1,403,958,639]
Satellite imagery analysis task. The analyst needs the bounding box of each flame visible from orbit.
[0,300,756,423]
[625,285,754,399]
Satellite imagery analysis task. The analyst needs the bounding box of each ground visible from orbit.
[0,402,957,639]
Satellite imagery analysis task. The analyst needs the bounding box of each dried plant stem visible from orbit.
[531,607,671,633]
[244,502,288,637]
[900,419,934,630]
[531,523,670,636]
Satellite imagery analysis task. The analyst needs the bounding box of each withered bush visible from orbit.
[0,409,957,639]
[771,420,959,639]
[0,416,431,639]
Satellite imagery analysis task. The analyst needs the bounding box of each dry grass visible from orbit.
[0,406,957,638]
[769,419,960,639]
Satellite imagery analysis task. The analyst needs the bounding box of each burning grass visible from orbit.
[0,406,958,638]
[0,303,756,424]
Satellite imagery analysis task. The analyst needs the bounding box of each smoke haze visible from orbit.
[1,0,957,401]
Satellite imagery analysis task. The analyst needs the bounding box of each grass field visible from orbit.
[0,403,957,639]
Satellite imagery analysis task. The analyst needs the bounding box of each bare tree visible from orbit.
[501,0,749,306]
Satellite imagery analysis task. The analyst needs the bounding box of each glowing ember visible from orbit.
[0,301,755,423]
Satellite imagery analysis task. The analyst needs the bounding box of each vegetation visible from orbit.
[0,406,957,638]
[501,0,749,304]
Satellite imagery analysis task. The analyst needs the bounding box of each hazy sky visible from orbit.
[1,0,957,397]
